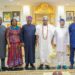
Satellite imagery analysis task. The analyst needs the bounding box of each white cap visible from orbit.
[43,16,48,21]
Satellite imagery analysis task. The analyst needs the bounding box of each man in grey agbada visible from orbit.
[0,17,6,71]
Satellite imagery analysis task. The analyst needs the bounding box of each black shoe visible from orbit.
[13,68,23,71]
[45,65,50,69]
[30,66,36,70]
[8,68,14,71]
[38,64,44,70]
[0,68,2,71]
[25,64,29,70]
[25,66,29,70]
[2,67,8,71]
[5,67,10,71]
[30,64,36,70]
[18,68,24,70]
[69,65,73,69]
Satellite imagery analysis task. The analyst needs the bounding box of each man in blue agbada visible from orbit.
[69,17,75,69]
[20,16,36,70]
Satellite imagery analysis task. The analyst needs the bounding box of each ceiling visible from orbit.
[0,0,75,6]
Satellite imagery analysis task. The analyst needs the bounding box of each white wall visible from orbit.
[55,6,66,26]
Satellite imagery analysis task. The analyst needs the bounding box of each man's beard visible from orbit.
[43,23,48,26]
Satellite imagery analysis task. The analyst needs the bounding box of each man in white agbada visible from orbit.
[54,19,69,69]
[36,16,55,69]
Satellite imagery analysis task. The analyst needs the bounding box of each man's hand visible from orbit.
[36,40,38,47]
[67,45,70,50]
[53,44,56,48]
[36,35,39,46]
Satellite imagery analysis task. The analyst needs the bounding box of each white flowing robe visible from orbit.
[36,24,55,63]
[54,26,69,65]
[54,26,69,52]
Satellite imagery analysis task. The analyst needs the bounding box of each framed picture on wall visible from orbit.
[74,12,75,17]
[12,11,20,21]
[66,11,74,21]
[3,12,12,22]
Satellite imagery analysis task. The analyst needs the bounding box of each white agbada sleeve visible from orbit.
[51,26,56,45]
[66,29,70,45]
[67,32,70,45]
[53,30,56,45]
[65,25,70,45]
[35,25,40,59]
[35,25,39,35]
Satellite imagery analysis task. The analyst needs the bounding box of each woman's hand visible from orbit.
[8,44,11,48]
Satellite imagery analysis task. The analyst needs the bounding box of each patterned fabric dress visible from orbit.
[7,26,23,67]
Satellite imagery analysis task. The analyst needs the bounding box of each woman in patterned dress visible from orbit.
[6,19,23,70]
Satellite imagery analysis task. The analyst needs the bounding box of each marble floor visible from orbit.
[0,70,74,75]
